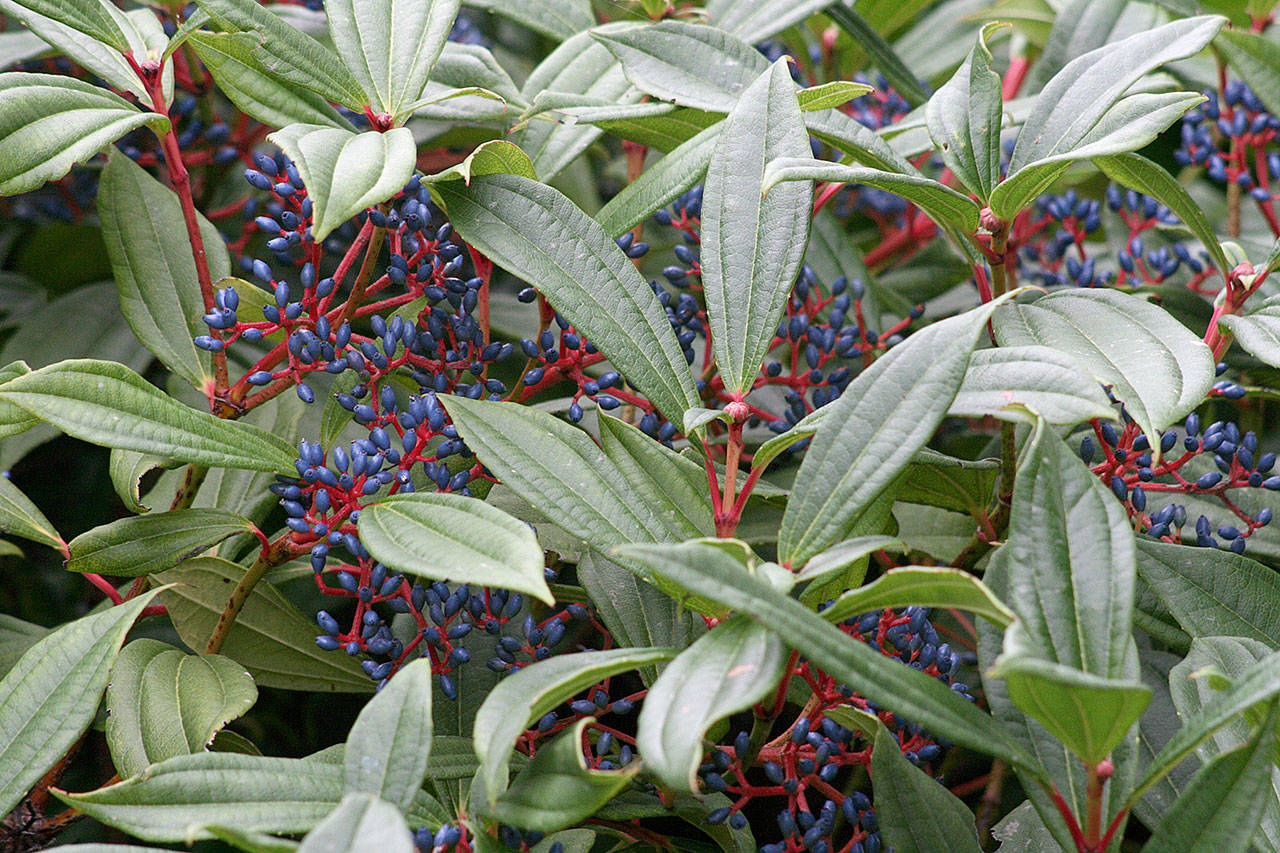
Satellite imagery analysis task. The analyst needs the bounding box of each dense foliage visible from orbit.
[4,0,1280,850]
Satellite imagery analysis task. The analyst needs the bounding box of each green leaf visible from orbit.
[950,345,1117,425]
[344,658,433,811]
[1093,152,1230,277]
[926,22,1007,201]
[0,359,300,474]
[0,360,39,440]
[992,289,1214,454]
[592,20,767,113]
[1219,293,1280,367]
[67,507,255,578]
[0,470,62,551]
[268,124,415,242]
[298,792,413,853]
[993,91,1206,220]
[1129,645,1280,806]
[598,414,713,540]
[472,646,677,808]
[422,139,535,185]
[871,720,984,853]
[510,27,639,180]
[0,72,166,197]
[818,566,1016,627]
[461,0,594,41]
[358,493,553,604]
[797,81,874,112]
[55,751,441,840]
[0,0,129,52]
[824,3,930,108]
[702,59,813,397]
[706,0,839,41]
[792,534,906,588]
[105,639,257,778]
[187,32,354,130]
[1217,28,1280,119]
[637,616,787,792]
[156,557,374,693]
[194,0,367,109]
[109,449,180,514]
[0,589,164,817]
[491,717,641,831]
[1023,0,1125,90]
[1135,539,1280,646]
[990,623,1151,764]
[99,148,230,389]
[606,542,1042,777]
[778,297,1011,568]
[431,175,699,426]
[325,0,460,118]
[596,121,720,239]
[763,157,980,233]
[1141,700,1279,853]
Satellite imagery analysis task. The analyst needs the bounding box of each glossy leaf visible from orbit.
[778,297,1010,568]
[472,646,676,807]
[462,0,593,41]
[325,0,460,117]
[187,32,354,130]
[421,139,536,185]
[819,566,1016,627]
[993,289,1214,454]
[0,470,62,551]
[701,59,813,397]
[0,73,166,198]
[105,639,257,778]
[949,344,1116,425]
[1094,152,1230,276]
[67,508,255,578]
[0,589,163,817]
[344,658,433,811]
[1141,701,1279,853]
[298,792,413,853]
[1135,539,1280,646]
[926,22,1006,200]
[871,720,984,853]
[0,0,128,52]
[493,717,641,830]
[99,148,230,389]
[1024,0,1125,90]
[637,616,787,792]
[54,752,440,840]
[0,359,299,474]
[706,0,838,41]
[763,157,980,233]
[268,125,415,242]
[156,557,374,693]
[431,179,699,425]
[358,493,553,604]
[194,0,367,109]
[607,542,1042,777]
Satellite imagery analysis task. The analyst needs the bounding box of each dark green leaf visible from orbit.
[871,719,983,853]
[702,59,813,396]
[1217,28,1280,119]
[0,589,164,817]
[472,647,676,807]
[0,471,62,552]
[0,359,300,474]
[432,177,699,425]
[818,566,1015,627]
[104,639,257,778]
[598,414,713,540]
[67,508,254,578]
[358,493,553,604]
[492,717,641,831]
[108,449,181,514]
[0,72,166,197]
[156,557,374,693]
[637,616,787,792]
[824,3,929,108]
[596,122,720,239]
[344,658,433,811]
[0,0,129,52]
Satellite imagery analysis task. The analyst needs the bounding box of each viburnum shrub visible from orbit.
[7,0,1280,851]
